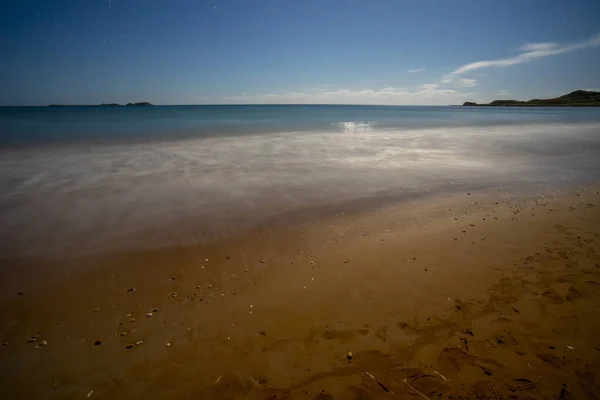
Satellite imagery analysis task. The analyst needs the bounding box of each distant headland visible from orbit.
[463,90,600,107]
[47,102,154,107]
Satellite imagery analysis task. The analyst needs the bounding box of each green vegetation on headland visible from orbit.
[47,102,154,107]
[463,90,600,107]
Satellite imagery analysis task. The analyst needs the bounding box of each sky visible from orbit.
[1,0,600,106]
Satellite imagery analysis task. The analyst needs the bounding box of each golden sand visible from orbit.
[1,186,599,399]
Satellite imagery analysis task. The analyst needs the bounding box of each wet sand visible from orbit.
[1,186,600,399]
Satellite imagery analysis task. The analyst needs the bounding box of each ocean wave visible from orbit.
[1,122,599,257]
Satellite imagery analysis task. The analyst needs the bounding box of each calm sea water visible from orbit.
[1,105,600,257]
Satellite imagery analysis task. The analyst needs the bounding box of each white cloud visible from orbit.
[222,86,475,105]
[418,83,439,91]
[456,78,477,87]
[495,90,511,97]
[406,68,425,73]
[453,33,600,74]
[518,42,559,52]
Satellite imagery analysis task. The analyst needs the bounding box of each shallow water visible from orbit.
[1,105,600,257]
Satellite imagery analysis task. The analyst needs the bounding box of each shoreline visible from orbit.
[1,178,592,261]
[1,185,600,399]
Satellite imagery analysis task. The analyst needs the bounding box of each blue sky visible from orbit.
[1,0,600,105]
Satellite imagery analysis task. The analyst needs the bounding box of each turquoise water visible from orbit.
[1,105,600,257]
[2,105,600,145]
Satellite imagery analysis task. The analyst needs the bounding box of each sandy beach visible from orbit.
[1,185,600,399]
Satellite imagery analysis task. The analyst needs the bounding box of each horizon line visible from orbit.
[0,103,466,107]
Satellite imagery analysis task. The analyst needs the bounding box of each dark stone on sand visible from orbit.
[17,292,24,296]
[94,340,102,346]
[125,344,133,349]
[126,288,135,292]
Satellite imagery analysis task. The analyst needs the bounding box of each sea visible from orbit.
[1,105,600,258]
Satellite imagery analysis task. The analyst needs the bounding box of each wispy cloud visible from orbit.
[456,78,477,87]
[417,83,439,90]
[222,86,475,105]
[406,68,425,73]
[453,33,600,74]
[495,90,511,97]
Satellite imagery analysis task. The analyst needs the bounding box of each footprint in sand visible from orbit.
[540,289,564,304]
[536,352,569,368]
[401,368,449,398]
[565,286,585,301]
[468,381,506,400]
[507,378,538,394]
[438,347,477,373]
[374,325,387,342]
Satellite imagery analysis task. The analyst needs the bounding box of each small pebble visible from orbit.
[39,340,48,347]
[347,352,353,360]
[146,312,153,318]
[135,340,144,346]
[152,308,159,313]
[17,292,24,296]
[260,260,267,264]
[94,340,102,346]
[166,342,172,347]
[125,344,133,349]
[126,288,135,293]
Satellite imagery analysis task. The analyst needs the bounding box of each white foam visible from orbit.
[1,122,599,257]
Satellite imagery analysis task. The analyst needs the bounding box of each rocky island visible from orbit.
[463,90,600,107]
[47,102,154,107]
